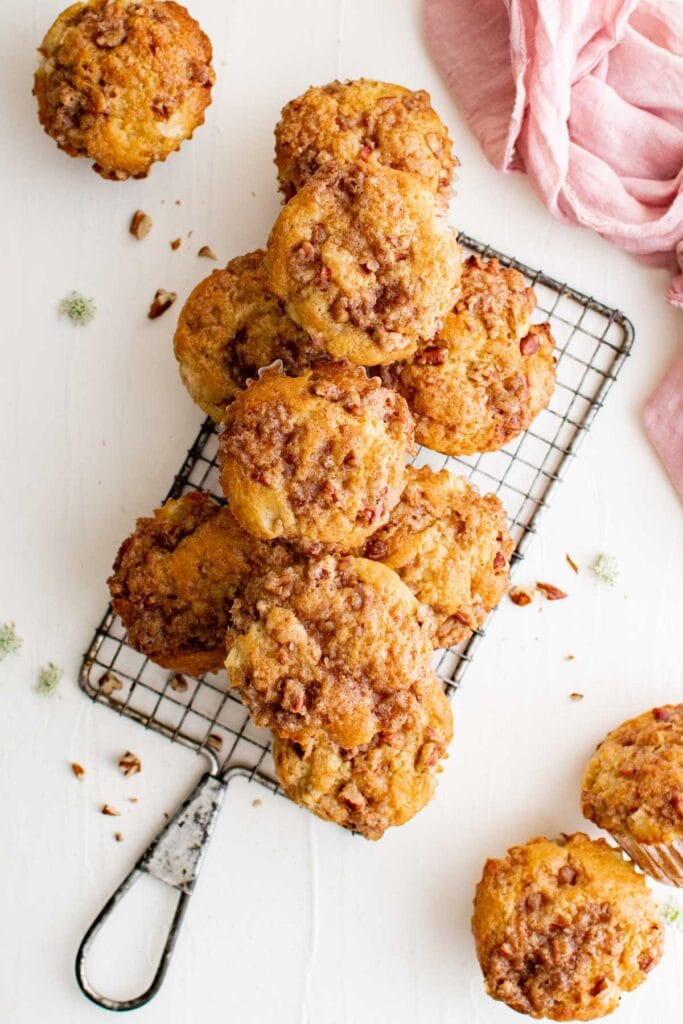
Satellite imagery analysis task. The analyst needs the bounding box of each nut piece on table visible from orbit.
[129,210,152,240]
[118,751,141,777]
[148,289,177,319]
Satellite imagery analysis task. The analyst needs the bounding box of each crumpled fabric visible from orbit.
[424,0,683,306]
[644,348,683,499]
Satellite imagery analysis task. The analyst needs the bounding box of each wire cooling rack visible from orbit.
[80,234,633,791]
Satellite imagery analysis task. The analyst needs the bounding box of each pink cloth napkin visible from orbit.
[424,0,683,305]
[644,348,683,498]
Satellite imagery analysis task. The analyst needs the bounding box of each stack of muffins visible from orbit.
[31,3,679,1017]
[108,78,559,841]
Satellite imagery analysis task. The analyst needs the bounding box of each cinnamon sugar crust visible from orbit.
[364,466,513,647]
[384,255,556,455]
[473,833,663,1021]
[267,162,462,366]
[34,0,214,180]
[274,78,457,201]
[174,250,317,422]
[108,491,277,674]
[225,555,434,749]
[218,361,414,548]
[273,673,453,839]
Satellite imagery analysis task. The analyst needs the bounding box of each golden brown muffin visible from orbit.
[274,79,457,201]
[273,672,453,839]
[364,466,513,647]
[582,704,683,885]
[384,255,556,455]
[218,362,414,548]
[472,833,664,1021]
[267,162,462,366]
[225,555,434,749]
[108,491,277,674]
[34,0,214,180]
[174,250,318,422]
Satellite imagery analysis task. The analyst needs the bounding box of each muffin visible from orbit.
[274,78,457,201]
[225,555,434,749]
[218,362,414,548]
[34,0,214,180]
[472,833,664,1021]
[108,491,276,674]
[384,255,556,455]
[174,250,317,422]
[364,466,513,647]
[273,672,453,839]
[582,704,683,886]
[267,162,462,366]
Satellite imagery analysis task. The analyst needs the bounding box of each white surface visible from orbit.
[1,1,682,1021]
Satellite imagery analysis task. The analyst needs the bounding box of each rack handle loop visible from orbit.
[75,771,226,1012]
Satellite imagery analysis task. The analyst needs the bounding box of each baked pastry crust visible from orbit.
[274,78,457,201]
[109,491,272,674]
[364,465,513,647]
[273,672,453,839]
[267,163,462,366]
[34,0,214,180]
[472,833,663,1021]
[174,250,316,422]
[218,362,414,548]
[582,704,683,844]
[384,255,556,455]
[225,555,433,749]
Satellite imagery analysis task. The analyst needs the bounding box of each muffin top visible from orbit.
[218,361,414,548]
[385,255,556,456]
[274,78,457,201]
[582,704,683,844]
[225,555,433,749]
[472,833,663,1021]
[364,466,513,648]
[174,250,317,422]
[34,0,214,180]
[267,162,462,366]
[273,672,453,839]
[108,490,274,675]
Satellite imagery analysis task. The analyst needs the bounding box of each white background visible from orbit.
[1,1,682,1021]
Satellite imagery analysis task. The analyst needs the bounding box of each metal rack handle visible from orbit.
[75,771,227,1012]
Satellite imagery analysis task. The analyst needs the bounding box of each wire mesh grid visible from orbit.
[80,234,633,791]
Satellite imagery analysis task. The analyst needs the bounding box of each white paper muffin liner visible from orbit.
[616,833,683,887]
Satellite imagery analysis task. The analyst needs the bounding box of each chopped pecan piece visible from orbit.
[197,245,217,260]
[565,553,579,574]
[206,733,223,752]
[118,751,141,777]
[557,864,578,885]
[148,289,177,319]
[339,782,366,811]
[170,238,181,251]
[536,581,568,601]
[519,332,540,356]
[101,804,120,816]
[99,670,123,696]
[415,346,447,366]
[129,210,152,240]
[169,673,188,692]
[493,551,507,571]
[509,586,534,607]
[71,762,85,780]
